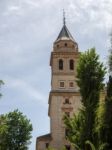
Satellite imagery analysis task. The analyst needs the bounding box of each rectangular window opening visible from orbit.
[65,145,71,150]
[60,81,65,88]
[46,143,49,148]
[69,82,74,88]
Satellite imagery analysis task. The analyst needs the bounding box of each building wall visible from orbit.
[36,141,46,150]
[51,75,78,91]
[50,94,81,136]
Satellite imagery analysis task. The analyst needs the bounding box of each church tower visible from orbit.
[36,15,81,150]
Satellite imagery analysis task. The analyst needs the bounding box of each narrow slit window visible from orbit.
[65,145,71,150]
[69,59,74,70]
[57,44,59,48]
[65,43,68,47]
[46,143,49,148]
[59,59,63,70]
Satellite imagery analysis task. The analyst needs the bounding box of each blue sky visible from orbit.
[0,0,112,149]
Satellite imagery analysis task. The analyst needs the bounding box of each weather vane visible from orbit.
[63,9,66,25]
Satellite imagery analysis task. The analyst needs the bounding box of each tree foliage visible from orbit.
[0,109,33,150]
[95,58,112,149]
[77,48,105,107]
[94,32,112,150]
[77,48,105,148]
[64,108,85,148]
[108,32,112,73]
[64,48,106,150]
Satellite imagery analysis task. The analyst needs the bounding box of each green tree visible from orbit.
[108,31,112,73]
[95,77,112,150]
[77,48,105,148]
[0,109,33,150]
[103,76,112,149]
[95,32,112,150]
[64,108,85,149]
[64,48,106,150]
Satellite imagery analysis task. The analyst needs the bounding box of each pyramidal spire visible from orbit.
[55,10,74,42]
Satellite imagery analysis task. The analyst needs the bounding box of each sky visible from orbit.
[0,0,112,149]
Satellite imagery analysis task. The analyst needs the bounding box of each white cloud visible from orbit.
[23,0,40,8]
[3,77,47,103]
[8,5,20,11]
[67,0,112,31]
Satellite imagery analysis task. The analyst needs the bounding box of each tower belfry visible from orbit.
[36,16,81,150]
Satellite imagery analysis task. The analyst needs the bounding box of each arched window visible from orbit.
[69,59,74,70]
[59,59,63,70]
[65,98,69,104]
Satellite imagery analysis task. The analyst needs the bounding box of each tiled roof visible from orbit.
[56,25,74,41]
[37,133,51,141]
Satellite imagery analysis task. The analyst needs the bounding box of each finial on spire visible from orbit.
[63,9,66,25]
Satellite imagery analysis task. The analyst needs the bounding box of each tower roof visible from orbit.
[56,25,74,42]
[55,10,75,42]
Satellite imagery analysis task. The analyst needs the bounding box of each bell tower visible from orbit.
[36,15,81,150]
[49,19,81,149]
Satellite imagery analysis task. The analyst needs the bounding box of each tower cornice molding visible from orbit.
[52,72,76,75]
[51,51,80,55]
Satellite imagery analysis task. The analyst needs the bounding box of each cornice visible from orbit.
[51,51,80,56]
[52,72,76,75]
